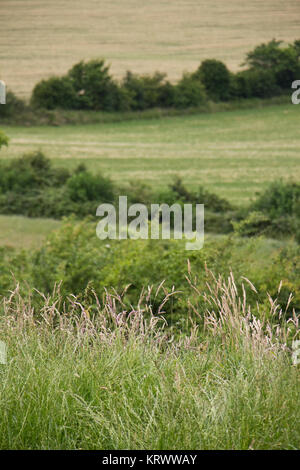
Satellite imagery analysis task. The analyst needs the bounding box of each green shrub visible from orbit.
[0,151,69,193]
[233,211,272,237]
[245,39,300,90]
[167,176,195,203]
[195,186,233,212]
[27,219,212,324]
[2,216,300,322]
[68,59,129,111]
[194,59,232,101]
[232,181,300,239]
[252,180,300,219]
[66,170,115,203]
[204,211,235,234]
[173,74,207,109]
[0,90,26,118]
[156,81,176,108]
[122,71,174,110]
[0,153,234,223]
[0,187,103,219]
[232,69,280,99]
[168,177,232,211]
[31,76,78,110]
[0,152,77,218]
[123,180,153,206]
[9,218,299,322]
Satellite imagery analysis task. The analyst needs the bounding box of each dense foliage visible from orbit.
[1,217,300,331]
[0,152,300,242]
[0,151,235,229]
[26,39,299,112]
[193,59,232,101]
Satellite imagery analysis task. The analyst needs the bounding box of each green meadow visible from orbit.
[1,103,299,206]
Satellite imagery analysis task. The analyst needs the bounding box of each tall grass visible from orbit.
[0,271,299,450]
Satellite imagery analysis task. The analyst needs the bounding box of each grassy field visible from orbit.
[1,103,300,205]
[0,216,60,249]
[0,0,299,98]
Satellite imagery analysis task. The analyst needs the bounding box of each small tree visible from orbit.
[245,39,300,89]
[194,59,232,101]
[122,71,174,110]
[31,77,78,110]
[68,59,127,111]
[173,73,207,108]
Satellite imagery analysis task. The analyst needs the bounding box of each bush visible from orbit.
[167,176,196,203]
[27,219,210,322]
[168,177,233,212]
[195,186,233,212]
[0,154,233,222]
[194,59,232,101]
[245,39,300,90]
[31,76,78,110]
[5,217,298,321]
[252,180,300,219]
[0,90,26,118]
[2,214,300,321]
[123,180,153,206]
[66,170,115,203]
[233,211,272,237]
[232,69,280,99]
[0,151,70,193]
[232,181,300,239]
[122,71,175,110]
[68,59,129,111]
[173,74,207,109]
[203,210,235,234]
